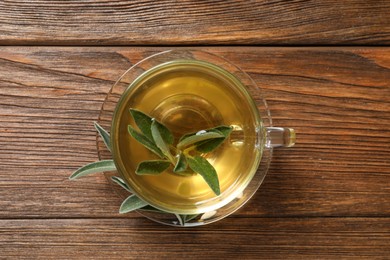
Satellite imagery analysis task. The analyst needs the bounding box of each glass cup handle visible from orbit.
[265,127,296,148]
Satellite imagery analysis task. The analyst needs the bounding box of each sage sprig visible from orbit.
[69,108,233,225]
[128,108,232,196]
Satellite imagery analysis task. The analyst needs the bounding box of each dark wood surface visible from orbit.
[1,1,390,259]
[0,1,390,45]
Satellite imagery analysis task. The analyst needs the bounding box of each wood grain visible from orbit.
[0,1,389,45]
[1,218,389,259]
[0,47,389,219]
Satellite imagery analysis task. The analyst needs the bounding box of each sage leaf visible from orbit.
[129,108,154,141]
[139,205,168,213]
[129,108,173,145]
[175,214,199,226]
[174,213,185,226]
[173,152,188,173]
[179,125,232,142]
[111,176,133,192]
[94,122,111,152]
[195,126,232,153]
[155,120,174,145]
[173,171,195,177]
[69,160,116,180]
[212,126,233,137]
[151,120,174,162]
[128,125,164,158]
[195,138,226,153]
[187,156,220,196]
[177,131,225,150]
[119,194,148,214]
[184,214,199,222]
[136,160,171,175]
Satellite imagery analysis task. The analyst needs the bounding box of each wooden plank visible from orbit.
[0,47,389,218]
[0,1,389,45]
[1,218,389,259]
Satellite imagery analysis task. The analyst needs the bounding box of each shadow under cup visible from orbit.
[99,50,294,226]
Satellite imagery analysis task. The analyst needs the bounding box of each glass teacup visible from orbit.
[98,50,295,226]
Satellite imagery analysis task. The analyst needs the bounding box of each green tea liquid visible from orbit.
[113,60,261,213]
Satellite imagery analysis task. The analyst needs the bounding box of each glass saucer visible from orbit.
[96,50,274,227]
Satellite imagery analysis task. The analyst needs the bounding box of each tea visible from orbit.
[112,60,261,214]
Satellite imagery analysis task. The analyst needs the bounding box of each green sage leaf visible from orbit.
[119,194,148,214]
[151,120,174,162]
[173,152,188,173]
[128,125,164,158]
[139,205,168,213]
[195,138,225,153]
[187,156,220,196]
[195,126,232,153]
[69,160,116,180]
[173,171,195,177]
[94,122,111,152]
[177,131,225,150]
[129,108,154,141]
[183,214,199,222]
[136,160,171,175]
[156,121,174,145]
[179,125,232,141]
[129,108,173,145]
[212,126,233,136]
[175,214,199,226]
[174,213,185,226]
[111,176,133,193]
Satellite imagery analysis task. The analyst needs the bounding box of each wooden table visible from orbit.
[1,1,389,259]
